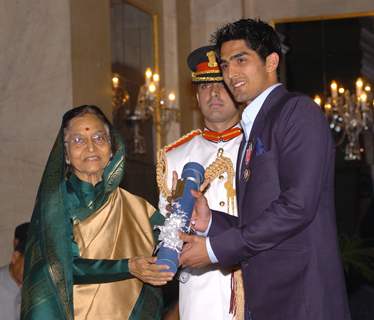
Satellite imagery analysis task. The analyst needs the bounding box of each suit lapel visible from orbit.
[248,85,287,143]
[238,85,288,212]
[236,137,247,210]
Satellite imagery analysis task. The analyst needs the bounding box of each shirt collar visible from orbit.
[241,83,281,140]
[202,123,242,143]
[203,122,241,131]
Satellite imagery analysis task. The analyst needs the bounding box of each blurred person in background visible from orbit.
[0,222,29,320]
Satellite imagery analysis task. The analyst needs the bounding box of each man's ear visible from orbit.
[265,53,279,73]
[196,92,200,104]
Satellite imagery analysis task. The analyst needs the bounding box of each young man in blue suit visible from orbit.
[180,18,351,320]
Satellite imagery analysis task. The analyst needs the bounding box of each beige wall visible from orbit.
[191,0,244,49]
[0,0,73,265]
[0,0,115,266]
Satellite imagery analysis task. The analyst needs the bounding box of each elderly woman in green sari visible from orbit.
[21,105,173,320]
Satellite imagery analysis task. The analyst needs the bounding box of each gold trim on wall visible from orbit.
[152,14,159,73]
[270,10,374,85]
[271,11,374,26]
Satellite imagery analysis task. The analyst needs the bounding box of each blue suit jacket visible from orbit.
[209,85,351,320]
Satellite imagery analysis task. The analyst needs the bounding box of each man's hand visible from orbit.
[179,233,211,268]
[190,189,212,233]
[129,256,174,286]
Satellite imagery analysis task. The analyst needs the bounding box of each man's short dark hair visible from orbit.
[14,222,30,254]
[211,18,282,64]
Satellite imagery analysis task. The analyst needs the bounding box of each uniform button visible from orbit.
[219,201,225,207]
[219,175,224,180]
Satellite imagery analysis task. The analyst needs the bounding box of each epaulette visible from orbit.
[163,129,202,153]
[156,129,202,198]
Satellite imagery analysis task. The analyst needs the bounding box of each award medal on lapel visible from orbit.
[242,142,253,182]
[178,268,191,283]
[243,168,250,181]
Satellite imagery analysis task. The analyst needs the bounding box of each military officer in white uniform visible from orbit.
[157,45,244,320]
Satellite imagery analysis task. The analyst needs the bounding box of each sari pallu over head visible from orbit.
[21,106,125,320]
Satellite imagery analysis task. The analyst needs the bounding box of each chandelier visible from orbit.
[112,68,179,154]
[314,78,374,160]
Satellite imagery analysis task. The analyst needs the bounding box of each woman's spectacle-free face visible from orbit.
[64,113,112,185]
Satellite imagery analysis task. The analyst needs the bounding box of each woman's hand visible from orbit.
[129,256,174,286]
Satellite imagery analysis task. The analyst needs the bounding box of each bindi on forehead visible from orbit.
[85,127,90,131]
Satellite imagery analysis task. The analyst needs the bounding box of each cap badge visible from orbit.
[206,50,218,68]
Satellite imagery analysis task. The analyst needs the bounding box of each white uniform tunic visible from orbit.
[158,130,242,320]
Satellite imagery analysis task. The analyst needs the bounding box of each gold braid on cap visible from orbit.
[192,75,224,82]
[204,148,236,214]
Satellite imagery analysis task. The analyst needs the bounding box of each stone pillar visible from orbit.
[0,0,113,265]
[0,0,73,265]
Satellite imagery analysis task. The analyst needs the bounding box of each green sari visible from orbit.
[21,124,164,320]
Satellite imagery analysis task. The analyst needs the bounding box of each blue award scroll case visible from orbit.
[156,162,205,273]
